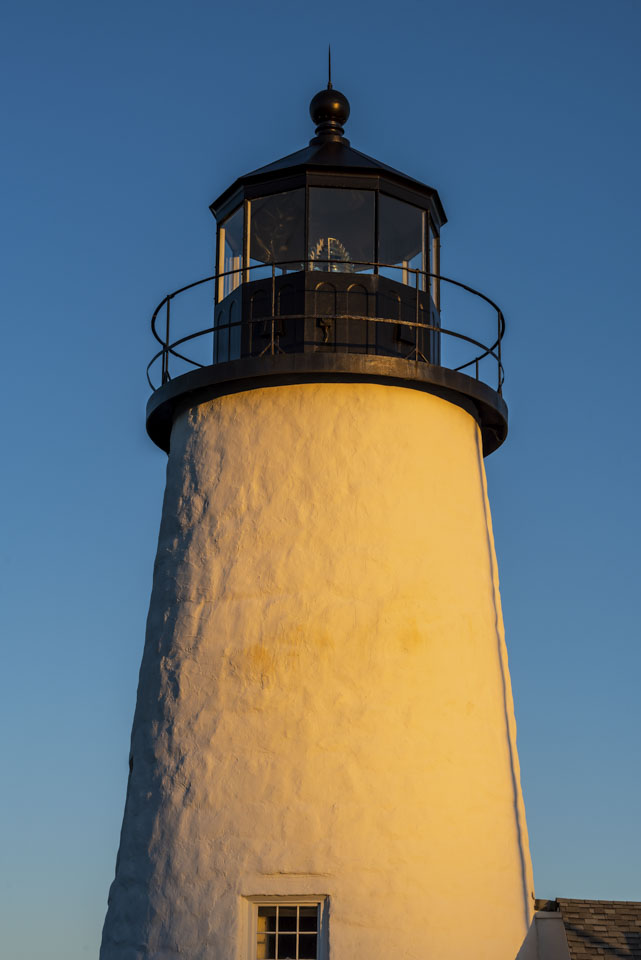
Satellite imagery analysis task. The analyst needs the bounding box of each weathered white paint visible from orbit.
[101,382,534,960]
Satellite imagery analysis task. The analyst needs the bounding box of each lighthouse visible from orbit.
[101,82,535,960]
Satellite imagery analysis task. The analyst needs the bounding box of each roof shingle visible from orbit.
[557,898,641,959]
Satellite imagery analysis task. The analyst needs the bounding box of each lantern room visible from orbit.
[146,83,507,457]
[209,86,445,364]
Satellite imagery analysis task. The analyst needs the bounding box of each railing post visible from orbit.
[212,283,217,365]
[415,269,419,361]
[163,297,171,384]
[271,262,276,356]
[497,309,503,394]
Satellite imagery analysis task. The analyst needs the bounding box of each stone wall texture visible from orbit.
[101,382,534,960]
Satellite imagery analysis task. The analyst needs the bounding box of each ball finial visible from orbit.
[309,87,350,142]
[309,46,350,142]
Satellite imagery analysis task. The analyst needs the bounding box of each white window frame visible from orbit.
[243,895,329,960]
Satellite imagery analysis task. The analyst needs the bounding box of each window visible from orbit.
[247,898,328,960]
[218,205,244,300]
[308,187,374,272]
[249,189,305,279]
[428,216,440,310]
[378,193,425,288]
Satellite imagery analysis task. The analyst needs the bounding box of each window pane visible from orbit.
[258,906,278,932]
[428,219,440,308]
[278,907,297,932]
[219,206,244,299]
[257,933,276,959]
[299,907,317,931]
[299,934,317,959]
[277,934,297,959]
[249,190,305,278]
[379,194,425,288]
[308,188,374,273]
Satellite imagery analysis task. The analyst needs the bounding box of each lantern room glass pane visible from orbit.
[249,189,305,279]
[429,218,440,308]
[218,205,244,299]
[308,187,375,272]
[378,193,425,288]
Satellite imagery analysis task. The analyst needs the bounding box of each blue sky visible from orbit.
[1,1,640,956]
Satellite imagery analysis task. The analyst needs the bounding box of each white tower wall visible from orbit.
[101,382,534,960]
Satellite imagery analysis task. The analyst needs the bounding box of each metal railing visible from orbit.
[147,260,505,395]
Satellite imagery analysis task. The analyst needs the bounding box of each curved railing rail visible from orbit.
[147,260,505,395]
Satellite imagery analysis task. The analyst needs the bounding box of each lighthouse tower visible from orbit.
[101,84,535,960]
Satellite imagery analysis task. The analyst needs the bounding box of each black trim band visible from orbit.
[146,354,508,456]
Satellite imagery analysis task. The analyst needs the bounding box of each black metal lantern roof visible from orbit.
[211,86,447,225]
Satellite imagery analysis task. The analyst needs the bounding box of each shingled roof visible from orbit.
[535,898,641,958]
